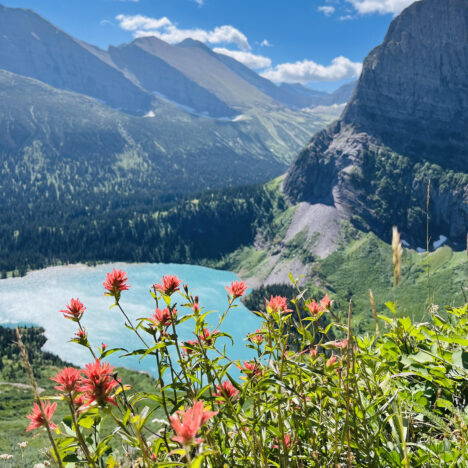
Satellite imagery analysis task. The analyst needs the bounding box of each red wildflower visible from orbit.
[326,354,338,367]
[225,280,247,299]
[309,347,318,357]
[169,401,218,446]
[306,300,322,316]
[182,340,198,355]
[73,394,88,408]
[74,329,88,344]
[60,298,86,321]
[214,380,239,400]
[265,295,292,314]
[239,361,261,378]
[103,268,130,300]
[150,307,177,328]
[26,402,57,432]
[79,359,119,407]
[320,294,332,310]
[51,367,81,394]
[153,275,181,296]
[273,434,292,450]
[101,343,107,351]
[249,329,264,345]
[335,339,348,349]
[198,328,218,346]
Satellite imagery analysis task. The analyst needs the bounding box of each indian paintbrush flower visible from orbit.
[265,295,292,314]
[60,298,86,321]
[249,329,264,345]
[214,380,239,400]
[225,280,247,299]
[169,401,218,446]
[150,307,177,328]
[103,268,130,301]
[79,359,119,407]
[51,367,82,394]
[26,402,57,432]
[153,275,182,296]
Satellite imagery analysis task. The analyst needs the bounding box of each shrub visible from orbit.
[14,269,468,467]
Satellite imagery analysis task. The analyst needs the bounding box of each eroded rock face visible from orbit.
[342,0,468,171]
[285,0,468,247]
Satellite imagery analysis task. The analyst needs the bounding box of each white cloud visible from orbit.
[260,56,362,84]
[116,14,250,50]
[260,39,272,47]
[116,14,171,31]
[318,6,336,15]
[345,0,419,15]
[194,0,204,6]
[213,48,272,69]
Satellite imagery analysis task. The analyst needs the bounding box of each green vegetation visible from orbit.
[316,232,467,332]
[0,326,158,465]
[2,271,467,466]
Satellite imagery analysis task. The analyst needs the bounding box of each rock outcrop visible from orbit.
[284,0,468,247]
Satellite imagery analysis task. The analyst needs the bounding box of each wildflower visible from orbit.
[320,294,332,310]
[198,328,218,346]
[182,340,198,355]
[170,401,218,446]
[214,380,239,400]
[103,268,130,300]
[306,300,322,316]
[326,354,338,367]
[309,347,318,357]
[335,339,348,349]
[17,441,28,449]
[248,329,264,345]
[225,280,247,299]
[26,402,57,431]
[60,298,86,321]
[79,359,119,407]
[150,307,177,328]
[51,367,82,394]
[101,343,107,351]
[73,394,88,408]
[0,454,13,460]
[273,434,292,450]
[265,295,292,314]
[239,361,261,378]
[74,329,88,344]
[153,275,181,296]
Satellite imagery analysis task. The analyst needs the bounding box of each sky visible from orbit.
[1,0,419,91]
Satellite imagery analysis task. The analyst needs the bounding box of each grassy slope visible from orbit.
[316,233,467,332]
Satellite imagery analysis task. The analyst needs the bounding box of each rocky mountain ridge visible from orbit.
[284,0,467,249]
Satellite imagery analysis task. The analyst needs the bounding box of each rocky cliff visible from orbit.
[284,0,468,247]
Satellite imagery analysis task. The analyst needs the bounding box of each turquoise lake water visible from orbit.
[0,263,262,376]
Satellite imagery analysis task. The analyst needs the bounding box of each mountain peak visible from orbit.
[341,0,468,169]
[284,0,468,246]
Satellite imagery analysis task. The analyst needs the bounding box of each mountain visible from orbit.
[284,0,468,248]
[0,4,154,115]
[219,0,467,306]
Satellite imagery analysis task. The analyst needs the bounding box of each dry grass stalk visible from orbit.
[15,328,64,468]
[392,226,403,287]
[369,290,380,336]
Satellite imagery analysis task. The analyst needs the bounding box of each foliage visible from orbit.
[0,182,286,275]
[5,269,468,467]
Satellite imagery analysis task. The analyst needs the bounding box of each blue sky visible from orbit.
[1,0,418,91]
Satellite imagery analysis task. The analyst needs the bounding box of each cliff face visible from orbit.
[285,0,468,247]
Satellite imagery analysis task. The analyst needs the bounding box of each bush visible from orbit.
[11,269,468,467]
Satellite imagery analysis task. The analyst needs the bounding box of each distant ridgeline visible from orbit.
[0,326,70,381]
[0,3,351,275]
